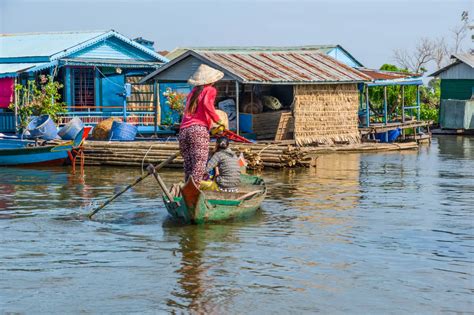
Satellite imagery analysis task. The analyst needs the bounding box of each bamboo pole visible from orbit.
[235,81,240,135]
[383,86,388,142]
[148,165,175,204]
[88,152,179,218]
[14,77,18,133]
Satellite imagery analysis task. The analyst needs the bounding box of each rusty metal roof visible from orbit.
[165,45,364,67]
[358,68,421,80]
[143,49,370,84]
[199,50,370,83]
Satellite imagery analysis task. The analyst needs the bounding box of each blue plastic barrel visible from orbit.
[58,117,84,140]
[109,121,137,141]
[375,128,401,143]
[26,115,58,140]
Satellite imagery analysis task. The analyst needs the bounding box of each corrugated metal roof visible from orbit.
[0,63,47,78]
[430,53,474,77]
[0,30,168,62]
[200,51,369,83]
[367,78,423,87]
[0,31,106,58]
[358,68,421,80]
[142,50,370,84]
[60,58,162,68]
[454,53,474,68]
[166,45,340,60]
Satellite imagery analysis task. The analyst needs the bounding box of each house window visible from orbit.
[73,68,95,110]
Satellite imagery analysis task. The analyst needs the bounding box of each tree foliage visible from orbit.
[367,64,440,123]
[392,11,470,72]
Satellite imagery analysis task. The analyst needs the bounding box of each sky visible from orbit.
[1,0,472,70]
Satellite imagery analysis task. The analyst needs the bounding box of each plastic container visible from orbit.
[58,117,84,140]
[26,115,58,140]
[375,128,401,143]
[109,121,137,141]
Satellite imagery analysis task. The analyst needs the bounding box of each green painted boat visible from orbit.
[163,174,266,224]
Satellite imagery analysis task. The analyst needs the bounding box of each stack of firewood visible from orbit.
[238,147,263,170]
[280,146,316,167]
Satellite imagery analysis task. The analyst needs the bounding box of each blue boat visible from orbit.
[0,129,85,166]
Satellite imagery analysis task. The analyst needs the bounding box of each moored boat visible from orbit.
[163,174,266,224]
[0,127,88,166]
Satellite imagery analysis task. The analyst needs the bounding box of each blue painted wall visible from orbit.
[100,74,125,112]
[327,47,361,68]
[70,37,155,61]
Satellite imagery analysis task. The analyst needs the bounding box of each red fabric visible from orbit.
[180,85,221,130]
[0,78,14,109]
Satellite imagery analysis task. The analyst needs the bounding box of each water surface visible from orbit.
[0,136,473,314]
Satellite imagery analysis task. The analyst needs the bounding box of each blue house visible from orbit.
[0,30,168,133]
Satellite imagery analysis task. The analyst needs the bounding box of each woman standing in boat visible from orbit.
[179,64,225,185]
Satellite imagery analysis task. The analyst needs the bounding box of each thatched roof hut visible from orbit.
[141,49,371,146]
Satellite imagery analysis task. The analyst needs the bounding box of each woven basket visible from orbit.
[92,117,122,140]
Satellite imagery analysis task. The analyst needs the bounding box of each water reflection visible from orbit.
[437,135,474,160]
[0,167,70,214]
[163,221,249,313]
[266,154,361,224]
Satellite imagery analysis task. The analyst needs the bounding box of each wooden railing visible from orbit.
[57,105,158,127]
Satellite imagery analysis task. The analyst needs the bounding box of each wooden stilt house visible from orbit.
[140,49,371,146]
[0,30,168,133]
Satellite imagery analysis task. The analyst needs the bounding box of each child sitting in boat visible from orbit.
[201,136,241,192]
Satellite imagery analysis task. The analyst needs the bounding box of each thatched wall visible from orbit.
[293,84,360,146]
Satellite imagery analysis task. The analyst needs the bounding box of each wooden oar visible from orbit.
[147,164,179,206]
[88,151,179,219]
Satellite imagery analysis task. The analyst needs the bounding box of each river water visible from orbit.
[0,136,473,314]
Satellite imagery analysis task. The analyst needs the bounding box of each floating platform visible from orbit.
[431,129,474,136]
[359,120,433,135]
[83,140,422,169]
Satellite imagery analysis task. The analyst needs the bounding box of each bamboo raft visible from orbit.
[82,140,420,169]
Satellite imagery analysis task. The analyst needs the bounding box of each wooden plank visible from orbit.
[274,112,294,141]
[244,111,291,140]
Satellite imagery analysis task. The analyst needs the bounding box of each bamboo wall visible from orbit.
[293,84,360,146]
[126,76,158,124]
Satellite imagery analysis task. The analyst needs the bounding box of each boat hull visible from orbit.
[163,174,266,224]
[0,142,70,166]
[0,127,88,167]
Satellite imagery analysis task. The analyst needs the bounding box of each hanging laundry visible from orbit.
[0,78,14,109]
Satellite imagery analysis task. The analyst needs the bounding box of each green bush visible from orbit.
[9,75,65,129]
[420,103,438,122]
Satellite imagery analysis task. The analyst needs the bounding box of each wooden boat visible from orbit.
[163,174,266,224]
[0,127,88,166]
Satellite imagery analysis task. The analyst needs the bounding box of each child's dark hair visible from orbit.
[216,136,229,150]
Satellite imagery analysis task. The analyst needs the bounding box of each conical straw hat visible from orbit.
[188,64,224,86]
